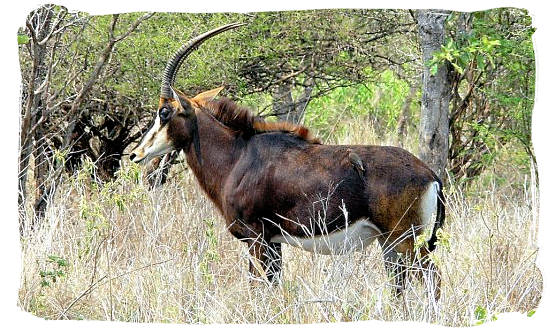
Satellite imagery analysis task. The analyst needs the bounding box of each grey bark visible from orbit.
[272,82,294,121]
[20,11,154,228]
[19,7,54,229]
[271,79,314,124]
[417,10,451,180]
[61,13,154,149]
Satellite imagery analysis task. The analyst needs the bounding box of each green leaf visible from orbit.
[487,53,495,68]
[451,62,464,75]
[458,53,470,68]
[430,63,439,76]
[476,55,486,69]
[435,228,451,251]
[475,306,487,321]
[17,34,29,45]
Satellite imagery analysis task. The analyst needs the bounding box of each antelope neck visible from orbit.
[184,110,243,209]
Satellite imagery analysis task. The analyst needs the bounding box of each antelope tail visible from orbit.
[427,179,445,252]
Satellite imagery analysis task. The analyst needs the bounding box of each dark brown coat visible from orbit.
[132,93,445,298]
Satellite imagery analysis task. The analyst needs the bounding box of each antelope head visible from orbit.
[129,23,243,164]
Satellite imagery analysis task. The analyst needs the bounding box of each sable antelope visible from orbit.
[130,23,445,298]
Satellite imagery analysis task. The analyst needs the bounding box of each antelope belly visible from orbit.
[270,219,381,255]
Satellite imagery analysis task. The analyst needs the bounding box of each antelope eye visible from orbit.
[159,107,172,122]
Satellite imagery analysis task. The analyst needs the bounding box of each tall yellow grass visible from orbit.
[17,120,541,325]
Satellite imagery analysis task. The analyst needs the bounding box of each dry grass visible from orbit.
[17,120,541,325]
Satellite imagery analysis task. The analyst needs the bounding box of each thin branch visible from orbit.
[113,12,155,42]
[59,257,174,319]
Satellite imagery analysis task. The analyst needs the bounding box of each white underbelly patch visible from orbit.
[270,219,381,255]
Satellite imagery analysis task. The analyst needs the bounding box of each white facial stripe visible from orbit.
[142,116,161,147]
[133,114,174,162]
[146,116,172,156]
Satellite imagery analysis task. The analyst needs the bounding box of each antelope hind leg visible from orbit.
[378,237,407,298]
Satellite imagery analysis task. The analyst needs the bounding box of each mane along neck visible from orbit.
[185,99,320,212]
[203,98,321,144]
[184,111,243,212]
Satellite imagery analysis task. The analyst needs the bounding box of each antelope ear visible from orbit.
[170,87,194,116]
[191,86,224,103]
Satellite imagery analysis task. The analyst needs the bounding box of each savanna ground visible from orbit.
[17,118,541,326]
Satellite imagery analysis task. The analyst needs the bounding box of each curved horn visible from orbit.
[160,22,245,99]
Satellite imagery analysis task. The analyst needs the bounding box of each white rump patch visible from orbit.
[419,181,439,239]
[271,219,381,255]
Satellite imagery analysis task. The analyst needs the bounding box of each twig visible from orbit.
[59,257,174,319]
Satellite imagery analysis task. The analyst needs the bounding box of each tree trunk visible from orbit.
[33,105,49,219]
[417,10,451,180]
[272,82,294,121]
[24,13,154,226]
[19,7,53,230]
[291,82,313,124]
[271,79,313,124]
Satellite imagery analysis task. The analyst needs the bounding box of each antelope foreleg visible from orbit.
[246,238,282,284]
